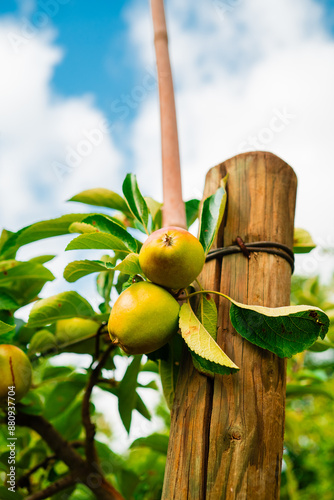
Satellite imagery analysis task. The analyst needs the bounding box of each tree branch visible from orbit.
[16,442,84,489]
[16,343,124,500]
[82,344,116,466]
[25,473,77,500]
[151,0,186,228]
[16,454,56,489]
[15,412,85,472]
[16,410,124,500]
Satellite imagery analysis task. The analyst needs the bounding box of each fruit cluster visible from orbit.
[108,227,205,355]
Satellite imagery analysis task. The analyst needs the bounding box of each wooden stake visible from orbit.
[151,0,186,228]
[162,151,297,499]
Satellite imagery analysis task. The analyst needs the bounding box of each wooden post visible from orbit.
[162,151,297,499]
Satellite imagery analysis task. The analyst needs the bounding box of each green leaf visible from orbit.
[196,294,218,340]
[27,292,95,328]
[64,253,142,283]
[135,392,151,421]
[0,229,15,259]
[118,355,142,433]
[185,199,200,228]
[145,196,162,224]
[112,253,142,275]
[96,254,118,305]
[68,188,132,216]
[52,400,84,440]
[19,392,44,415]
[146,343,170,362]
[42,365,74,381]
[199,185,227,254]
[0,290,19,310]
[179,303,239,375]
[29,255,56,264]
[130,433,169,455]
[159,336,183,409]
[120,274,144,293]
[28,329,57,355]
[69,221,100,234]
[286,384,334,400]
[0,486,23,499]
[122,174,149,232]
[64,260,112,283]
[0,261,55,286]
[293,228,316,254]
[227,298,329,358]
[0,313,17,343]
[0,319,15,335]
[55,317,99,349]
[65,233,133,254]
[44,378,87,420]
[192,294,218,377]
[308,338,334,352]
[78,214,138,252]
[0,214,92,258]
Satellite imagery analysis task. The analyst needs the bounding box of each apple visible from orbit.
[0,345,32,406]
[108,281,180,354]
[139,226,205,290]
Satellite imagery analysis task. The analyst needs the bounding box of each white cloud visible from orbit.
[126,0,334,277]
[0,17,123,231]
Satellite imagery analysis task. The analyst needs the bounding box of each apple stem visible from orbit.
[150,0,187,229]
[184,289,229,301]
[162,232,173,246]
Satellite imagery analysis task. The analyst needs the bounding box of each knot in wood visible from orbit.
[227,427,243,442]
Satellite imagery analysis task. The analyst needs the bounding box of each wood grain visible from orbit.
[162,152,297,499]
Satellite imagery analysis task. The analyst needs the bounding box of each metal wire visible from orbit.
[206,241,295,273]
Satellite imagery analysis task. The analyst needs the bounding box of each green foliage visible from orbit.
[185,199,200,228]
[118,355,143,433]
[199,184,227,254]
[293,228,316,254]
[192,293,218,377]
[281,274,334,500]
[27,291,95,327]
[122,174,150,233]
[0,214,92,259]
[228,299,328,358]
[64,253,142,283]
[68,187,132,216]
[179,302,239,375]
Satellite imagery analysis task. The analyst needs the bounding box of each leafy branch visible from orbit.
[15,343,124,500]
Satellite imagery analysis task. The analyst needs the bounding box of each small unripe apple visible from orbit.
[139,226,205,290]
[108,281,180,355]
[0,345,32,405]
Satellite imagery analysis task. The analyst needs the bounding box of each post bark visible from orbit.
[162,151,297,499]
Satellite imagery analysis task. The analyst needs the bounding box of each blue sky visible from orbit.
[0,1,154,120]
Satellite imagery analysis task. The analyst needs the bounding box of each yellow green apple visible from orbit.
[108,281,180,354]
[0,345,32,405]
[139,226,205,290]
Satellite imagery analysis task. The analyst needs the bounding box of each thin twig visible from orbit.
[82,344,116,465]
[151,0,186,228]
[25,473,77,500]
[16,442,84,489]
